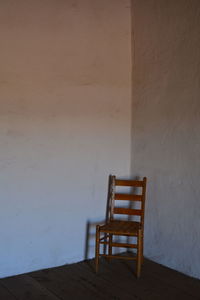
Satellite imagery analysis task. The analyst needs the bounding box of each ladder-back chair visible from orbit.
[95,176,147,278]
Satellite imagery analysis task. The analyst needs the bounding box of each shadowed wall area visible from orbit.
[0,0,132,278]
[131,0,200,279]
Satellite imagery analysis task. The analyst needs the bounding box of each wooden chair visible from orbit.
[95,176,147,278]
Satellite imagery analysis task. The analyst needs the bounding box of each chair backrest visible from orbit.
[109,176,147,227]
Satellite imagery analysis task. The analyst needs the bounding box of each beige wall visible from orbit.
[0,0,132,277]
[2,0,198,280]
[131,0,200,279]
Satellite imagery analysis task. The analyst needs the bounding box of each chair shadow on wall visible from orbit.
[84,175,140,261]
[84,175,112,261]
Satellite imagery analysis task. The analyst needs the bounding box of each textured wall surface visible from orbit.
[2,0,199,280]
[0,0,131,278]
[131,0,200,279]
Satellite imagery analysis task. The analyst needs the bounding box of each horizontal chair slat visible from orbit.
[100,241,137,249]
[99,254,136,260]
[115,179,144,187]
[114,207,142,216]
[115,193,142,201]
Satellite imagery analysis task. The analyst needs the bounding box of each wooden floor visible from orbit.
[0,258,200,300]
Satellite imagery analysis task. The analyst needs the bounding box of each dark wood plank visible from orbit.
[1,257,200,300]
[73,260,137,300]
[0,283,17,300]
[87,258,158,300]
[30,265,106,300]
[142,259,200,299]
[103,258,200,300]
[1,274,59,300]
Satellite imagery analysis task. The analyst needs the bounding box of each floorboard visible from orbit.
[0,284,17,300]
[1,274,59,300]
[1,258,200,300]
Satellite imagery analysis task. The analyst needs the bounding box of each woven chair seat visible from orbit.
[99,220,141,235]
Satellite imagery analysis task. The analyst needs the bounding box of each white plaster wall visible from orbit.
[131,0,200,279]
[0,0,132,278]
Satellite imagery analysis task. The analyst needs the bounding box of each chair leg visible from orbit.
[103,233,107,255]
[108,234,113,259]
[141,234,144,264]
[95,225,100,273]
[136,229,142,278]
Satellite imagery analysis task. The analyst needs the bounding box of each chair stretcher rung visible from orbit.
[99,254,136,260]
[100,230,138,236]
[100,241,137,249]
